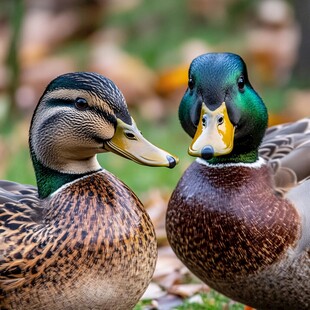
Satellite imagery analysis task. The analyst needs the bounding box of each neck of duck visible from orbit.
[206,150,259,165]
[29,140,102,199]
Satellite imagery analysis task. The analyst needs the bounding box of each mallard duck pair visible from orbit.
[166,53,310,309]
[1,53,310,310]
[0,72,178,310]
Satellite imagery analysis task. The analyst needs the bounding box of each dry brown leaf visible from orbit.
[141,282,166,300]
[155,270,184,290]
[168,284,210,298]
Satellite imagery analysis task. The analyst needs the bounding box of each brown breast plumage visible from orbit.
[166,160,310,309]
[1,171,157,310]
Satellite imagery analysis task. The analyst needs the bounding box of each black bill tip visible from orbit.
[201,145,214,160]
[167,155,177,169]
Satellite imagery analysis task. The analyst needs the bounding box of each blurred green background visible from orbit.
[0,0,309,308]
[1,0,309,196]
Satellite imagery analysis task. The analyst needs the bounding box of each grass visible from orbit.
[134,291,245,310]
[175,291,244,310]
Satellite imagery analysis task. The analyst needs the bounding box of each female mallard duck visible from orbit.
[166,53,310,309]
[0,72,178,310]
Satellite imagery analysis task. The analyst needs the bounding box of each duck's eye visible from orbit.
[188,78,194,90]
[75,97,88,110]
[237,76,245,91]
[124,131,136,140]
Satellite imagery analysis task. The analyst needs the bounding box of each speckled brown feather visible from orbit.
[167,119,310,309]
[1,171,157,310]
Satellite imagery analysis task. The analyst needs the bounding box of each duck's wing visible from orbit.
[259,118,310,195]
[0,180,41,223]
[260,119,310,252]
[285,178,310,254]
[0,180,43,290]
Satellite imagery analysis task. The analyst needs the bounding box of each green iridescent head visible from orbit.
[179,52,268,164]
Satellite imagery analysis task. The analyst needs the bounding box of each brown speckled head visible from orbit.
[29,72,132,174]
[28,72,178,198]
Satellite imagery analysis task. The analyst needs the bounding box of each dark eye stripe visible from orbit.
[39,112,65,130]
[45,98,74,107]
[41,97,116,129]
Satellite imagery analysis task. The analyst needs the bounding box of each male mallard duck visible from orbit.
[166,53,310,309]
[0,72,178,310]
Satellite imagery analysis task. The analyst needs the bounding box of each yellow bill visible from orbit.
[188,102,235,159]
[105,118,179,168]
